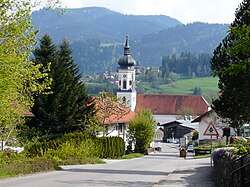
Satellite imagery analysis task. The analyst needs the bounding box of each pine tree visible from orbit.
[30,34,58,136]
[29,35,95,138]
[56,39,95,133]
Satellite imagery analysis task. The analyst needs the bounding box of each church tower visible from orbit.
[117,35,136,111]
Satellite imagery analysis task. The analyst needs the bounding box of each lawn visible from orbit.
[137,77,219,103]
[160,77,219,103]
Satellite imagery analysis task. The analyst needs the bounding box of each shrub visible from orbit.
[234,146,248,155]
[24,132,125,161]
[0,155,59,178]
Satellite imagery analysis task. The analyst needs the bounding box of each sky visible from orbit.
[59,0,243,24]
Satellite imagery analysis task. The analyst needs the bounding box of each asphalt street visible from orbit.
[0,143,215,187]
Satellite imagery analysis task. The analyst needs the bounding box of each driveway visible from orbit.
[0,143,212,187]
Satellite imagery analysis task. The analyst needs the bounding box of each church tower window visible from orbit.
[123,80,127,90]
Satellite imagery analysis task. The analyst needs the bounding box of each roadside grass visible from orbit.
[121,153,144,159]
[0,156,59,179]
[193,154,211,159]
[0,170,12,179]
[59,157,106,165]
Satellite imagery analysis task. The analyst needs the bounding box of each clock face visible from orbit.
[123,74,127,78]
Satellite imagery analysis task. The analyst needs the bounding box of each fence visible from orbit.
[231,151,250,187]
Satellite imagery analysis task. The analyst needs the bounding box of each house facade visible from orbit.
[95,96,135,142]
[192,110,230,141]
[102,109,135,141]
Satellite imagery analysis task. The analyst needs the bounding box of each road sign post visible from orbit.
[203,123,219,167]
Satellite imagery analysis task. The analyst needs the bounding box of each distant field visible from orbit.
[137,77,219,103]
[160,77,219,103]
[86,77,219,103]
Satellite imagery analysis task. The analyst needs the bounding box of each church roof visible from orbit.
[136,94,210,115]
[118,35,136,68]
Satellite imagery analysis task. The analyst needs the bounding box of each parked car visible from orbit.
[187,145,194,152]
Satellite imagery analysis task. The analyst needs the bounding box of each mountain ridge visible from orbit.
[32,7,229,74]
[32,7,182,43]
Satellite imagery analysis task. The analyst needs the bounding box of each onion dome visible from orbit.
[118,35,136,68]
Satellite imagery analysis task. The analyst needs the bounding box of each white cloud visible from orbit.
[60,0,242,24]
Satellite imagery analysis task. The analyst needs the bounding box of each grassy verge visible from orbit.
[121,153,144,159]
[193,154,211,159]
[0,156,60,179]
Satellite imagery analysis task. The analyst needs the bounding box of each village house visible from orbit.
[159,120,198,144]
[191,109,230,143]
[96,98,135,141]
[192,109,250,143]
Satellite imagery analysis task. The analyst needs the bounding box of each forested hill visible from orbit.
[32,7,230,74]
[133,22,229,67]
[32,7,181,43]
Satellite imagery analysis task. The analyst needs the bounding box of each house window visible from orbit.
[117,123,124,133]
[119,80,121,86]
[129,80,132,85]
[122,97,126,103]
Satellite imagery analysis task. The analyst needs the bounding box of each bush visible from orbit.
[1,132,126,178]
[24,132,125,161]
[97,136,125,158]
[128,109,157,153]
[0,153,59,178]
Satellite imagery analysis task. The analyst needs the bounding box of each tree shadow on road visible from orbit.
[60,168,170,176]
[54,178,155,187]
[156,166,215,187]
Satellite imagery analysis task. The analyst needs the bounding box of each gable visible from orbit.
[136,94,209,115]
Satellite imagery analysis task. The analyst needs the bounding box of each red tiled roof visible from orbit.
[11,102,34,117]
[23,109,35,117]
[136,94,209,115]
[102,109,135,124]
[95,98,135,124]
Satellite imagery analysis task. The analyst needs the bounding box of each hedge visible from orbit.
[24,132,125,159]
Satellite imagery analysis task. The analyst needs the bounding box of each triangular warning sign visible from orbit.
[203,122,219,136]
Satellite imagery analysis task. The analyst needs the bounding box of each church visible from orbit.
[116,35,210,121]
[115,35,210,143]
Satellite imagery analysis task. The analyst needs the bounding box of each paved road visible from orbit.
[0,143,214,187]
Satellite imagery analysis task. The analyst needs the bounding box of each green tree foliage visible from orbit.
[192,86,202,95]
[211,0,250,128]
[0,1,54,143]
[162,52,212,78]
[192,131,199,140]
[128,109,157,153]
[28,34,95,139]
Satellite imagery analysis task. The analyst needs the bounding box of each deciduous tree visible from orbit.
[128,109,157,153]
[0,1,55,144]
[211,0,250,129]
